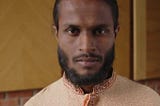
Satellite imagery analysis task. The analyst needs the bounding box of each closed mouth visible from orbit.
[73,53,102,67]
[75,57,100,62]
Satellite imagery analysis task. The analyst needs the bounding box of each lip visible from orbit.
[77,61,99,67]
[75,57,100,67]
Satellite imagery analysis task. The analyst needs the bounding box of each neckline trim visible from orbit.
[63,71,117,95]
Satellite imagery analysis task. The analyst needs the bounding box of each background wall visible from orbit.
[0,0,61,92]
[146,0,160,78]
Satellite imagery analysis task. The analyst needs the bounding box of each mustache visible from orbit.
[73,53,102,62]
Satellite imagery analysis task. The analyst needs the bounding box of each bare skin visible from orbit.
[54,0,118,93]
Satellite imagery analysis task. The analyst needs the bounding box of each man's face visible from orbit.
[56,0,117,85]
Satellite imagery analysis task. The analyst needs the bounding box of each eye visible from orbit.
[93,28,107,36]
[65,27,80,36]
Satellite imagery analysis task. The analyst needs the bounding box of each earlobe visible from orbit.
[115,25,120,38]
[52,25,59,42]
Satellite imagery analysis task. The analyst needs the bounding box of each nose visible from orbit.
[78,32,96,52]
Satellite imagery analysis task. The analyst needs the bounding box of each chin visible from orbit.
[75,68,100,76]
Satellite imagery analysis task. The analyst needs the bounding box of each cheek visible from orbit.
[58,34,70,52]
[97,38,115,54]
[58,38,76,65]
[58,32,76,51]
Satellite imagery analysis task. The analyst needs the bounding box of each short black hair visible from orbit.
[53,0,119,30]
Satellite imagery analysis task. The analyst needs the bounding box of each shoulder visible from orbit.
[24,78,64,106]
[112,75,160,105]
[116,75,157,93]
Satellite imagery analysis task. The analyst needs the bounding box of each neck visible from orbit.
[80,85,94,94]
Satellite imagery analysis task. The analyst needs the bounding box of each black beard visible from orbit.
[57,46,115,86]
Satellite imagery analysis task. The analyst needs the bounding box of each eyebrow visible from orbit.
[92,24,112,28]
[63,24,80,28]
[63,24,112,29]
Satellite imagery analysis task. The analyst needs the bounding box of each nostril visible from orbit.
[91,47,96,51]
[79,47,96,52]
[79,48,82,51]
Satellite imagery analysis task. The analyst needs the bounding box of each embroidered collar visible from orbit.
[63,72,117,95]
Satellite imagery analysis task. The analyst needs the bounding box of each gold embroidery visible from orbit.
[63,72,117,95]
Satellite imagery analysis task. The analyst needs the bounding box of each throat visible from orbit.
[81,85,94,94]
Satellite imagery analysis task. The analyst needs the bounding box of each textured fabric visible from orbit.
[25,73,160,106]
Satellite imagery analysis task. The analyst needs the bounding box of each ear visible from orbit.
[114,25,120,38]
[52,25,59,42]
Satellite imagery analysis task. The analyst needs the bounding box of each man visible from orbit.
[25,0,160,105]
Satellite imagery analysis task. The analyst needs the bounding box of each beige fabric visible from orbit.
[25,73,160,106]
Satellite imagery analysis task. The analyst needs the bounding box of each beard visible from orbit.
[57,46,115,86]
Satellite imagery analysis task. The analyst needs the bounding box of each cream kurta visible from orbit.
[25,72,160,106]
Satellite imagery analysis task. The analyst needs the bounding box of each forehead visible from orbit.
[58,0,114,26]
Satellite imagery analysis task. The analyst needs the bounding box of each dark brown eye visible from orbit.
[93,27,111,36]
[66,27,80,36]
[95,28,105,35]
